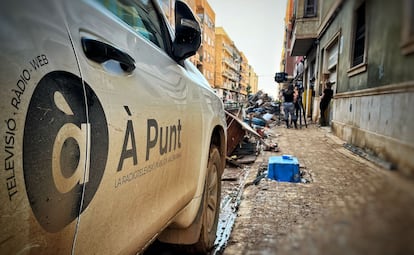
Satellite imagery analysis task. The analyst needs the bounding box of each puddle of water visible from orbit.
[212,167,250,254]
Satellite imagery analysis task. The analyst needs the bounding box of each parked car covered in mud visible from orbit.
[0,0,226,254]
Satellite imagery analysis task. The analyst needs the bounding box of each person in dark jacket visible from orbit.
[319,82,334,126]
[282,84,298,128]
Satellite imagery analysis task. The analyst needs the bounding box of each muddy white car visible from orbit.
[0,0,227,254]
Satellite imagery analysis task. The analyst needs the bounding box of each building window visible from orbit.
[351,2,366,67]
[323,34,339,93]
[401,0,414,55]
[327,41,338,71]
[304,0,317,17]
[197,13,204,22]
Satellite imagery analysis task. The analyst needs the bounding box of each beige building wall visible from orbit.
[214,27,228,90]
[239,52,249,96]
[183,0,196,11]
[195,0,216,87]
[249,65,259,94]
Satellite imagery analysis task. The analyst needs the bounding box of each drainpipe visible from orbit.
[314,39,321,122]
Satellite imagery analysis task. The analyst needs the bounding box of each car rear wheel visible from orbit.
[152,146,222,254]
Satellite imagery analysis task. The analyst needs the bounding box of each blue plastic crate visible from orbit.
[268,155,300,182]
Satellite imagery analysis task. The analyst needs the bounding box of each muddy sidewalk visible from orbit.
[222,124,414,255]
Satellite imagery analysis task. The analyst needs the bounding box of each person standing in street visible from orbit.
[319,81,334,126]
[282,84,298,129]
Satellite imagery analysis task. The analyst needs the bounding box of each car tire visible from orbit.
[151,146,222,254]
[191,145,222,253]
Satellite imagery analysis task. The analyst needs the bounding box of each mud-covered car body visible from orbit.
[0,0,226,254]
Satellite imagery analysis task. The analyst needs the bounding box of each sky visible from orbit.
[208,0,287,98]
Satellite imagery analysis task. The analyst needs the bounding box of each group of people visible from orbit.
[281,80,333,128]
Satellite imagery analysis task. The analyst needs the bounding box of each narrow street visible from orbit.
[2,1,413,255]
[221,123,414,255]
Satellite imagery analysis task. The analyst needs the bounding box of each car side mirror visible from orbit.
[172,0,201,62]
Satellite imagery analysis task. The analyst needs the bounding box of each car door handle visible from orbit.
[81,37,136,72]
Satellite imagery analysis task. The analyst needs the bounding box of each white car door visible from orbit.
[62,0,202,253]
[0,1,89,254]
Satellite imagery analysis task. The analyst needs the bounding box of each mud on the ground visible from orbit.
[222,124,414,255]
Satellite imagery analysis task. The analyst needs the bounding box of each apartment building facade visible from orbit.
[284,0,414,175]
[214,27,243,102]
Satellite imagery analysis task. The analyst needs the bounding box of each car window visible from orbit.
[97,0,168,51]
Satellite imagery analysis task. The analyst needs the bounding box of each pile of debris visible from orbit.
[245,90,282,130]
[225,91,281,166]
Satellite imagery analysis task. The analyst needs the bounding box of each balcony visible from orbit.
[223,70,233,80]
[223,57,239,71]
[290,16,319,56]
[222,81,233,90]
[223,44,233,55]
